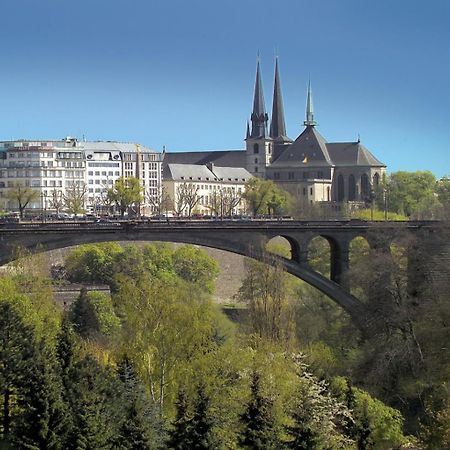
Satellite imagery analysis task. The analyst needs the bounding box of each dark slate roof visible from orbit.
[163,163,252,182]
[163,150,246,168]
[271,126,333,167]
[326,142,385,167]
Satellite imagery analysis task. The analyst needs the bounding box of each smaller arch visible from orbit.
[307,235,332,278]
[266,235,301,262]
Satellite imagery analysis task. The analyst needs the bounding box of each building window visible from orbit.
[254,167,258,173]
[254,158,258,164]
[253,143,259,154]
[288,172,294,180]
[310,187,313,196]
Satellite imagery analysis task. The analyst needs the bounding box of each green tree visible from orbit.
[69,289,120,340]
[384,171,439,218]
[239,371,280,450]
[168,386,192,450]
[243,178,290,217]
[188,383,219,450]
[13,343,69,450]
[172,245,219,294]
[5,184,39,219]
[107,176,143,217]
[0,303,37,438]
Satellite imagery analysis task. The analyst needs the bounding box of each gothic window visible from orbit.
[253,143,259,154]
[373,172,380,187]
[337,174,345,202]
[361,173,370,199]
[348,174,356,201]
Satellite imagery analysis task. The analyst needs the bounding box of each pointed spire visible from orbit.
[270,57,288,139]
[246,120,250,139]
[304,79,316,127]
[250,58,268,138]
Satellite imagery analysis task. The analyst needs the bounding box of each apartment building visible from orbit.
[0,137,163,215]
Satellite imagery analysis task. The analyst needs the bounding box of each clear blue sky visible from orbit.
[1,0,449,176]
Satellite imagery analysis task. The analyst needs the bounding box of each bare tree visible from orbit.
[48,188,65,215]
[147,185,171,216]
[63,182,87,216]
[174,182,200,217]
[208,187,243,217]
[6,183,39,219]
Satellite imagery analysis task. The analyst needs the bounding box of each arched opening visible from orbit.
[266,235,300,261]
[373,172,380,187]
[361,173,370,199]
[337,174,345,202]
[308,236,331,278]
[348,174,356,201]
[253,143,259,154]
[349,236,370,268]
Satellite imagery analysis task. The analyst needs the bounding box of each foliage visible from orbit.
[63,182,87,216]
[352,208,408,221]
[5,184,39,219]
[243,177,292,216]
[69,289,120,340]
[107,176,143,217]
[172,245,219,294]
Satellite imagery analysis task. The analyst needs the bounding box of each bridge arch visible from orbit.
[0,224,367,326]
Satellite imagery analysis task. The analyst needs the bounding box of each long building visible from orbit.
[0,137,163,216]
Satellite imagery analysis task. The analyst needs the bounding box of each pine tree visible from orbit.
[0,303,37,439]
[168,385,192,450]
[115,356,165,450]
[189,383,219,449]
[13,342,69,450]
[239,371,280,450]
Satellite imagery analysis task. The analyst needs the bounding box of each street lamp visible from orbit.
[370,189,375,221]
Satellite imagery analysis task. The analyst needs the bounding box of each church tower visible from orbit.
[245,59,272,177]
[269,57,292,161]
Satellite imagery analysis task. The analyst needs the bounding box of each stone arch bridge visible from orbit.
[0,220,446,329]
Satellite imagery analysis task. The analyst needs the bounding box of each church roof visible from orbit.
[326,142,385,167]
[163,150,246,168]
[271,126,333,167]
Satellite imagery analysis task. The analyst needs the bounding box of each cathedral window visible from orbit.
[253,144,259,154]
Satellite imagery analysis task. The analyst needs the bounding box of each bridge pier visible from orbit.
[330,239,350,291]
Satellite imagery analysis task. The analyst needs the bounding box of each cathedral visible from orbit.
[165,59,386,206]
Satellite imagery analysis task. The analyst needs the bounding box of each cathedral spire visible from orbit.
[250,59,268,138]
[270,57,287,139]
[304,79,316,127]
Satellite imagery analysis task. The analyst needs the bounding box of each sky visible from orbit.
[0,0,449,176]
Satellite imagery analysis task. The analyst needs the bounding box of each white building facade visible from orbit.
[0,137,163,216]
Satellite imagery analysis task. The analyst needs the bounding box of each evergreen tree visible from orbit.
[239,371,280,450]
[0,303,36,438]
[168,385,192,450]
[13,342,69,450]
[189,383,219,450]
[115,357,166,450]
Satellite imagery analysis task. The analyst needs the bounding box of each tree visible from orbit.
[208,187,243,217]
[173,183,200,217]
[0,303,37,438]
[243,177,290,217]
[383,171,439,218]
[168,385,192,450]
[239,371,280,450]
[147,185,172,216]
[107,176,143,217]
[13,343,69,450]
[6,183,39,219]
[63,182,87,216]
[48,188,65,215]
[172,245,219,294]
[188,383,219,449]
